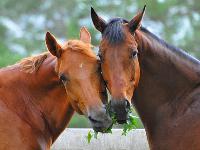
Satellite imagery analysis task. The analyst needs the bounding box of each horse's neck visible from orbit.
[0,54,74,144]
[29,55,74,142]
[134,29,200,136]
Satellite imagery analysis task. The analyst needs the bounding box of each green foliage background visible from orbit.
[0,0,199,128]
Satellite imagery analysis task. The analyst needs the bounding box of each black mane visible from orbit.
[140,26,200,65]
[102,17,200,66]
[102,18,128,44]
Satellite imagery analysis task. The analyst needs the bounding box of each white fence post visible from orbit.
[51,128,149,150]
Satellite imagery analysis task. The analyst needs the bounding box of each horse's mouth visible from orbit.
[89,117,112,133]
[117,119,127,124]
[93,126,105,132]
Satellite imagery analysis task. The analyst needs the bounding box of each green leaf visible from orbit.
[105,127,112,134]
[86,106,140,142]
[87,131,93,143]
[121,107,139,136]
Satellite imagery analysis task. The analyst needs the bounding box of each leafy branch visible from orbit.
[86,106,139,143]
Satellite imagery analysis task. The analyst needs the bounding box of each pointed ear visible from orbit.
[128,5,146,33]
[45,32,62,57]
[80,27,91,43]
[91,7,107,33]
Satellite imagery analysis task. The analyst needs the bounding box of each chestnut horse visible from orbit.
[0,27,111,150]
[91,7,200,150]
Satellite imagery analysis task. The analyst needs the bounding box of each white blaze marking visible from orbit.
[80,63,83,68]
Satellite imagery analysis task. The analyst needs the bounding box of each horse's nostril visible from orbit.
[110,99,130,111]
[125,100,130,109]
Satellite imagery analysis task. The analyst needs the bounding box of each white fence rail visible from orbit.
[51,129,149,150]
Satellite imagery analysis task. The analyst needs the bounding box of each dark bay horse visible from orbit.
[0,27,111,150]
[91,7,200,150]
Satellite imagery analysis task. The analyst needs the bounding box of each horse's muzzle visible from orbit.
[88,107,112,132]
[110,98,130,124]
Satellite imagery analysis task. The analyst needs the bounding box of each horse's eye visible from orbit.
[131,51,138,59]
[59,74,68,82]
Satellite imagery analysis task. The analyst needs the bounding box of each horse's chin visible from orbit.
[90,119,113,133]
[92,126,106,133]
[92,124,111,133]
[114,111,129,124]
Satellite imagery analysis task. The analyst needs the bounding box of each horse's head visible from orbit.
[45,27,112,132]
[91,6,146,124]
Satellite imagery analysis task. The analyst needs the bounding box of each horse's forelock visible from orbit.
[102,18,128,44]
[63,40,96,59]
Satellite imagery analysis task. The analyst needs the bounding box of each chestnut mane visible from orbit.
[63,40,96,59]
[19,52,49,73]
[19,40,96,73]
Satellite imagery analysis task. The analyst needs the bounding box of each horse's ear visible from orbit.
[91,7,107,33]
[45,32,62,58]
[128,5,146,33]
[80,27,91,43]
